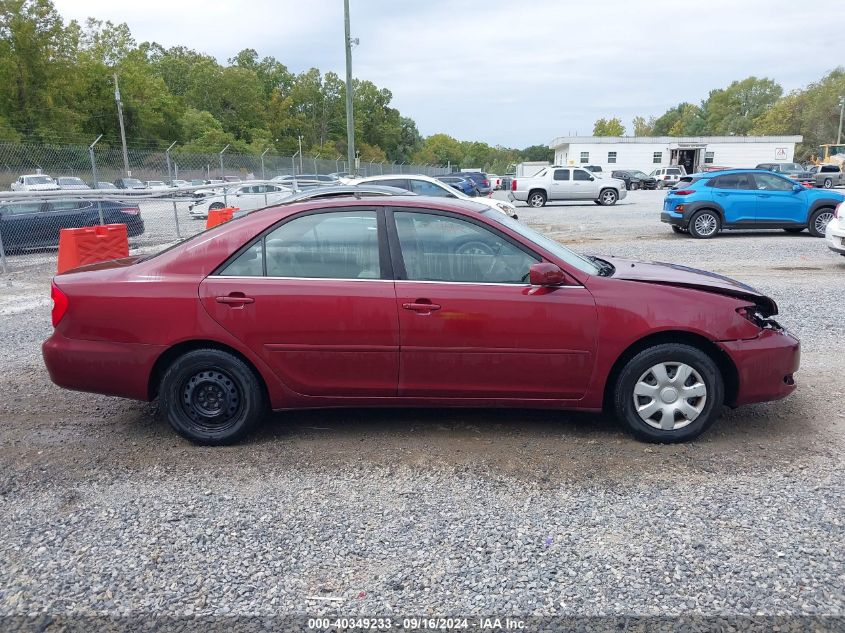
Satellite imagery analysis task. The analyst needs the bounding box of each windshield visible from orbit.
[483,211,600,276]
[124,178,144,187]
[26,176,54,184]
[630,171,648,178]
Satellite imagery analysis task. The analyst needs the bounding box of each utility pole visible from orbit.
[298,135,304,173]
[344,0,357,175]
[113,74,130,176]
[838,95,844,145]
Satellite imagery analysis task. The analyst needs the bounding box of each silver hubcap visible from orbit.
[694,213,718,236]
[633,362,707,431]
[602,191,616,204]
[815,211,833,234]
[823,179,832,188]
[529,194,543,207]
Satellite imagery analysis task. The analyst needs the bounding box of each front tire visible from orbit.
[808,207,834,237]
[159,349,266,445]
[527,191,547,208]
[613,343,724,443]
[598,189,618,206]
[822,178,833,189]
[689,210,721,239]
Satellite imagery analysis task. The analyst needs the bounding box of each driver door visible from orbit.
[389,208,597,400]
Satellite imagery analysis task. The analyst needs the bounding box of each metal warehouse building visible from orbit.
[549,135,803,174]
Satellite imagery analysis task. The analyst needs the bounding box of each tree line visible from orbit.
[592,71,845,160]
[0,0,553,173]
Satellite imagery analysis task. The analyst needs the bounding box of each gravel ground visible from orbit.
[0,190,843,625]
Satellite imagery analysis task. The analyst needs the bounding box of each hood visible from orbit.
[28,184,61,190]
[603,257,777,315]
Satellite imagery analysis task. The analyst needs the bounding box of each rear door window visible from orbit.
[711,174,754,190]
[553,169,570,181]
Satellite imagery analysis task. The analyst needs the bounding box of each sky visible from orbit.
[53,0,842,149]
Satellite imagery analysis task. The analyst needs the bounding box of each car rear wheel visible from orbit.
[822,178,833,189]
[689,210,721,239]
[657,181,665,190]
[808,207,834,237]
[160,349,266,445]
[613,343,723,443]
[527,191,547,208]
[598,189,618,206]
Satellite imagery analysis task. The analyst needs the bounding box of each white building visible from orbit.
[549,135,803,174]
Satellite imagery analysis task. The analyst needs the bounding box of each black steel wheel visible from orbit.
[160,349,265,445]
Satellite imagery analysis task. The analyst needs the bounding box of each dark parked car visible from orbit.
[611,170,658,190]
[43,195,798,446]
[0,200,144,251]
[458,171,492,195]
[437,175,478,196]
[113,178,147,190]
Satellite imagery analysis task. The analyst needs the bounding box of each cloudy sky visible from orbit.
[53,0,841,148]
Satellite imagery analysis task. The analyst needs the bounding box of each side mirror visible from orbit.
[792,183,803,193]
[529,262,565,286]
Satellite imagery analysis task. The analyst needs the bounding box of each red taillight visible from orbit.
[482,179,489,187]
[119,206,140,215]
[511,179,517,191]
[51,283,69,327]
[673,190,694,195]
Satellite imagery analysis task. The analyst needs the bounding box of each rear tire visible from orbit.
[159,349,266,445]
[613,343,724,443]
[688,210,721,239]
[808,207,834,238]
[527,191,547,208]
[822,178,833,189]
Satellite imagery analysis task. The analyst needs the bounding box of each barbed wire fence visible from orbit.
[0,141,453,274]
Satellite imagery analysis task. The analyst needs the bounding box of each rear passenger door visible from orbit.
[549,168,571,200]
[710,173,757,224]
[199,208,400,397]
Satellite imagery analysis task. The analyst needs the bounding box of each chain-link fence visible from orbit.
[0,141,453,273]
[0,141,449,191]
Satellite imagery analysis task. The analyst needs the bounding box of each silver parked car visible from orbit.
[807,164,844,189]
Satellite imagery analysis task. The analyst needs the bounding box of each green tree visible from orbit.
[593,117,625,136]
[631,116,655,136]
[520,144,554,162]
[703,76,782,135]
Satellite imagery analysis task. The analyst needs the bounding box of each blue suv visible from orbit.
[661,169,844,239]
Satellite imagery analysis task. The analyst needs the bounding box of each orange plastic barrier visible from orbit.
[206,207,239,229]
[57,224,129,273]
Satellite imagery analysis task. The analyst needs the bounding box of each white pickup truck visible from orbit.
[510,166,627,207]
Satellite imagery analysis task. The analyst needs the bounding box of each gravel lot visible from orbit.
[0,190,843,625]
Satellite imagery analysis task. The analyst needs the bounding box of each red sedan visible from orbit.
[43,196,799,445]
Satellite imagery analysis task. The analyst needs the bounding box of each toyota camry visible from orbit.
[42,195,800,445]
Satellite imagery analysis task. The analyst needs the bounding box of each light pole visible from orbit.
[344,0,358,175]
[261,147,270,181]
[113,74,130,176]
[838,95,844,145]
[219,144,230,205]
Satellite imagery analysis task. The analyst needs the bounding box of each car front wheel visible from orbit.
[598,189,618,206]
[159,348,266,445]
[822,178,833,189]
[613,343,724,443]
[689,210,721,238]
[808,207,834,237]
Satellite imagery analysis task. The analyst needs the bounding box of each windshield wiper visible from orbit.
[589,256,615,277]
